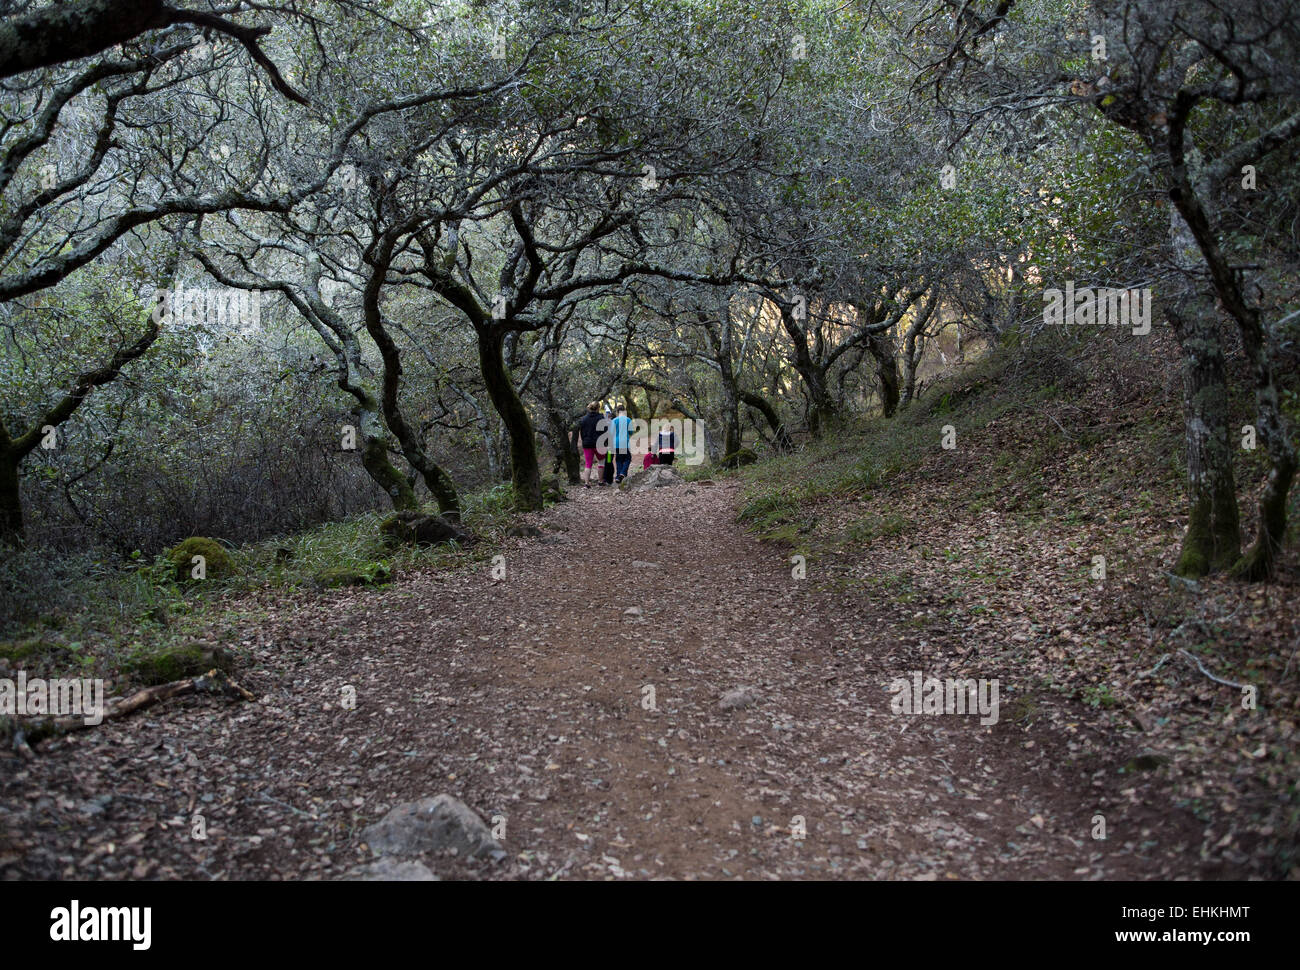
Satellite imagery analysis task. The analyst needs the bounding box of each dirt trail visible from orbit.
[1,481,1211,880]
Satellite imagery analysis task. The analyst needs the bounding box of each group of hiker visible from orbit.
[575,402,677,487]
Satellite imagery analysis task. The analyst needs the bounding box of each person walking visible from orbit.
[576,402,603,487]
[655,422,677,466]
[611,404,632,483]
[599,407,615,485]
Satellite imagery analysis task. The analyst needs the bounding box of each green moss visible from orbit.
[124,642,231,686]
[165,537,234,584]
[1004,693,1040,724]
[541,475,568,504]
[0,638,56,662]
[1081,683,1120,709]
[379,515,410,544]
[846,512,910,544]
[315,562,392,588]
[721,447,758,469]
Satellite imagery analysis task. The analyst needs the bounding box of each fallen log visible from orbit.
[6,668,255,754]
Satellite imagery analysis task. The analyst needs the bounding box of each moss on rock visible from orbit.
[541,475,568,504]
[315,562,392,588]
[125,641,232,686]
[165,537,234,583]
[721,447,758,469]
[0,638,57,663]
[379,511,468,547]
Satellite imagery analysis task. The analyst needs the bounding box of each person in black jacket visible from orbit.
[576,402,604,487]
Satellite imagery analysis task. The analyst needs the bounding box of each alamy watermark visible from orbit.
[1043,283,1151,335]
[596,417,707,465]
[888,671,999,725]
[151,284,263,333]
[50,900,150,950]
[1,671,104,725]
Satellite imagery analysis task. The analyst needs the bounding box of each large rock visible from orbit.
[720,687,758,710]
[380,511,470,547]
[721,447,758,469]
[541,474,568,503]
[619,465,684,492]
[125,640,233,686]
[343,858,440,881]
[163,537,234,583]
[361,795,503,860]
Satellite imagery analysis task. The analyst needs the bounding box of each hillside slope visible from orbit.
[731,331,1300,877]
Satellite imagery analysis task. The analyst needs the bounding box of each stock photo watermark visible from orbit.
[0,672,104,725]
[151,284,263,332]
[888,671,1000,726]
[1042,283,1151,335]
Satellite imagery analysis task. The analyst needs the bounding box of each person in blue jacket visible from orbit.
[610,404,632,483]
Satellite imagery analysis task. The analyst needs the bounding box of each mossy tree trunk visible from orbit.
[900,288,939,410]
[358,408,418,511]
[1167,305,1241,576]
[200,251,442,517]
[1166,115,1296,580]
[0,445,23,546]
[1231,323,1297,580]
[776,301,836,438]
[701,314,742,456]
[363,234,462,521]
[867,327,901,418]
[547,407,582,484]
[739,390,793,451]
[478,326,543,511]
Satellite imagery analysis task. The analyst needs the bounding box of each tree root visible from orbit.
[6,668,255,754]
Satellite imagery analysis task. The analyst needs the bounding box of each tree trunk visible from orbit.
[549,409,582,484]
[900,329,919,408]
[1231,321,1297,580]
[1167,133,1296,580]
[1167,305,1241,576]
[361,260,461,521]
[721,386,742,457]
[477,326,543,511]
[778,302,835,437]
[0,447,23,546]
[357,409,418,511]
[867,329,901,418]
[411,458,462,521]
[806,373,836,437]
[739,390,793,451]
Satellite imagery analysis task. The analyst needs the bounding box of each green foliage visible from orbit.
[0,638,60,663]
[1081,683,1120,710]
[473,483,517,518]
[846,512,910,545]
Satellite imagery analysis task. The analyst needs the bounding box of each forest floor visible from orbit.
[3,468,1289,880]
